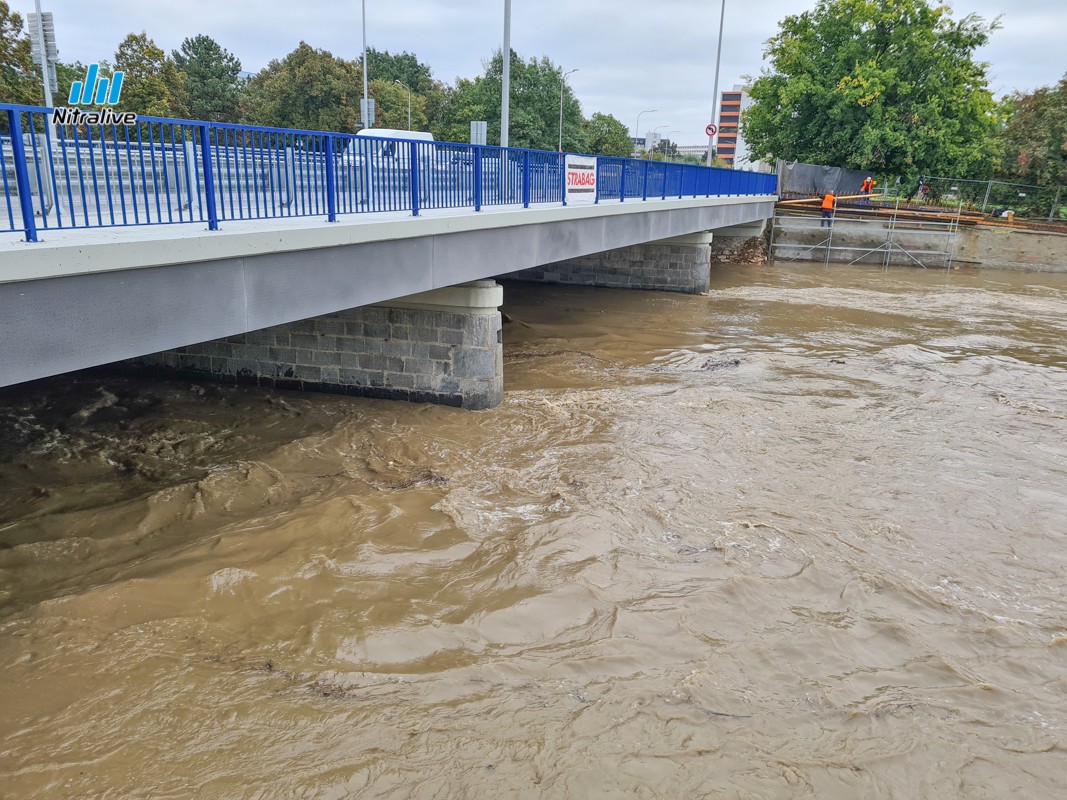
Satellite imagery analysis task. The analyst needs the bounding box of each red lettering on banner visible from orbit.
[567,171,596,187]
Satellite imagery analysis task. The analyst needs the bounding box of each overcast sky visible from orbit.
[20,0,1066,145]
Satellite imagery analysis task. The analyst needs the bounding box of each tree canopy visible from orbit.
[584,112,632,157]
[997,75,1067,188]
[173,35,242,122]
[240,42,362,132]
[441,50,587,152]
[743,0,1001,179]
[0,1,36,105]
[114,32,187,117]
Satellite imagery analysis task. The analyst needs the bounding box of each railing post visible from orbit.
[324,135,337,222]
[522,151,530,208]
[473,147,482,212]
[642,159,649,201]
[619,159,626,203]
[410,142,420,217]
[594,158,600,204]
[7,109,39,243]
[198,124,219,230]
[561,153,567,206]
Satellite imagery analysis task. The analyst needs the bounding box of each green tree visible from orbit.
[172,34,242,122]
[369,77,429,131]
[440,50,586,151]
[114,32,187,117]
[743,0,1000,179]
[997,75,1067,188]
[240,42,361,132]
[584,112,632,156]
[1,1,37,106]
[365,48,434,94]
[363,47,453,135]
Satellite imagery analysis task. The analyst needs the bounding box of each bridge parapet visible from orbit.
[2,103,776,244]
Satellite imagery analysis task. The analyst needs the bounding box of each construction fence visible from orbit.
[776,160,1066,223]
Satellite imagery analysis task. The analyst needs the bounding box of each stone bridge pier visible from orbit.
[131,281,504,410]
[503,233,715,294]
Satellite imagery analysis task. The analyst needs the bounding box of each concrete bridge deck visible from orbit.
[1,194,774,398]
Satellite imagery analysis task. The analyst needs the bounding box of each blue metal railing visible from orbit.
[2,103,778,242]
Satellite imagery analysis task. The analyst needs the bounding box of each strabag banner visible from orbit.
[565,155,597,204]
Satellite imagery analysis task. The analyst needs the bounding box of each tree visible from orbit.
[743,0,1000,180]
[440,50,587,151]
[366,48,434,94]
[997,75,1067,188]
[1,1,37,106]
[363,47,453,135]
[584,112,632,156]
[240,42,362,132]
[368,77,430,131]
[114,32,187,117]
[172,34,242,122]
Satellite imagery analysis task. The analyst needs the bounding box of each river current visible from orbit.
[1,262,1065,798]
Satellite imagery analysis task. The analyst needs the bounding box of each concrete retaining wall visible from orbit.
[953,226,1067,271]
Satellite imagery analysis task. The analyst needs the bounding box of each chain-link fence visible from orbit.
[895,176,1065,221]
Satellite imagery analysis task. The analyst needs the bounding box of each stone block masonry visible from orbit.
[129,282,504,410]
[502,233,713,294]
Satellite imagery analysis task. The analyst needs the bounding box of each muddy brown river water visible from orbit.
[1,262,1065,798]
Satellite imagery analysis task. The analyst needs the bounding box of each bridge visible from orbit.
[1,103,777,408]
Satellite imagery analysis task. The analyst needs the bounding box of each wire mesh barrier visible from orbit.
[2,103,777,242]
[919,176,1065,222]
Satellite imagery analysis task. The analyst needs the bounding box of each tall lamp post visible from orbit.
[635,108,657,154]
[664,130,681,163]
[648,124,668,160]
[361,0,369,117]
[705,0,727,167]
[501,0,511,147]
[395,80,411,130]
[558,67,579,152]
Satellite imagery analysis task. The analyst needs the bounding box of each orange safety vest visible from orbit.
[821,193,835,210]
[861,179,873,192]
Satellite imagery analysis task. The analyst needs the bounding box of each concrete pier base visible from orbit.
[129,281,504,409]
[503,233,713,294]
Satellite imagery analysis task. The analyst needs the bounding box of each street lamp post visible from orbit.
[558,68,579,152]
[635,108,657,154]
[648,125,668,160]
[501,0,511,147]
[361,0,369,105]
[664,130,681,163]
[395,80,411,130]
[635,108,653,157]
[706,0,727,167]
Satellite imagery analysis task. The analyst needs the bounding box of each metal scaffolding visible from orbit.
[769,199,963,269]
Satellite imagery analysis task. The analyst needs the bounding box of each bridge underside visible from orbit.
[1,197,774,401]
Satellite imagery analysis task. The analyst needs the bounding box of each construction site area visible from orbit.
[768,164,1067,271]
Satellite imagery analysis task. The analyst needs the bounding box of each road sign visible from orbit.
[705,123,718,137]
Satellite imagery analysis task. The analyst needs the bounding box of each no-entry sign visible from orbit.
[705,123,718,137]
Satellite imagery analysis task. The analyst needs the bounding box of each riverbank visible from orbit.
[765,212,1067,271]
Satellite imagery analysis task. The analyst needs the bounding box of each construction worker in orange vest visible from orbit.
[860,176,876,205]
[821,191,836,227]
